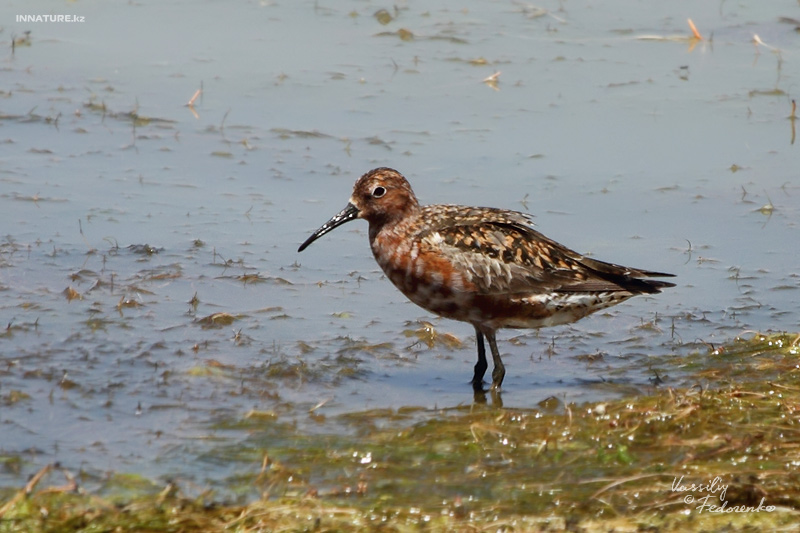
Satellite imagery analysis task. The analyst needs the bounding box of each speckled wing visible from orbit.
[417,205,674,296]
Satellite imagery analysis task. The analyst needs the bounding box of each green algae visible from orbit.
[2,332,800,531]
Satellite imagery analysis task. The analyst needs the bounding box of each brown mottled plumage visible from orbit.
[299,168,675,392]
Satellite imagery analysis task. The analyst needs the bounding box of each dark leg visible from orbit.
[485,329,505,390]
[472,326,488,391]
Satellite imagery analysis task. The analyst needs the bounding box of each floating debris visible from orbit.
[127,244,162,255]
[186,87,201,118]
[197,312,239,327]
[374,8,393,25]
[11,31,32,56]
[397,28,414,41]
[271,127,333,139]
[482,71,501,91]
[635,18,706,44]
[403,321,462,350]
[687,18,702,40]
[63,286,81,301]
[753,33,780,53]
[187,88,201,107]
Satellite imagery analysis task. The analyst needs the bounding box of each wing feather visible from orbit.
[416,205,674,296]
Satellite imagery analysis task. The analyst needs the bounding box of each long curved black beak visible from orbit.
[298,203,360,252]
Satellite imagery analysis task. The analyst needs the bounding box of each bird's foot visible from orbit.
[490,369,505,391]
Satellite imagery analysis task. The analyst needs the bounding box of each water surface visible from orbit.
[1,0,798,495]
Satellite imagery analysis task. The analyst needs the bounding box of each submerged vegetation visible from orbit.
[1,332,799,531]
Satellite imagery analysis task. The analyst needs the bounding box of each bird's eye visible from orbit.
[372,186,386,198]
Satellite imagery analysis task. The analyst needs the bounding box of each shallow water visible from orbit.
[1,1,798,494]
